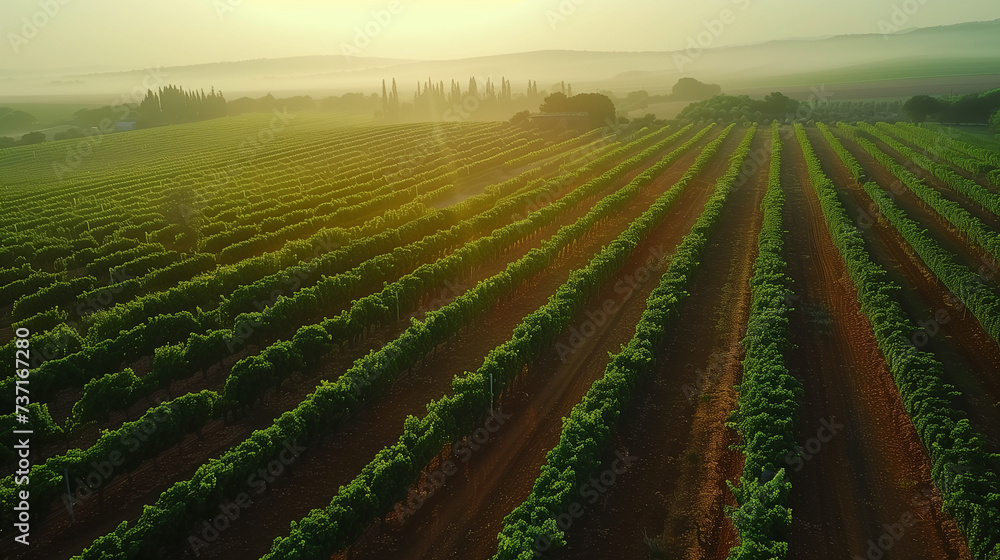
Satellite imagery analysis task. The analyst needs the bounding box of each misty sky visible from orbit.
[2,0,999,72]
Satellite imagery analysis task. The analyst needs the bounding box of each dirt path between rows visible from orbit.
[782,127,969,560]
[338,129,751,560]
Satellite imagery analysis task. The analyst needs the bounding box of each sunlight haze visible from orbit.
[2,0,999,71]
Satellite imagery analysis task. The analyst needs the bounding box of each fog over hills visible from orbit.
[1,18,997,101]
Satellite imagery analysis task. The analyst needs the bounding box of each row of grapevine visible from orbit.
[76,124,619,342]
[919,124,1000,168]
[724,122,799,559]
[502,128,603,170]
[491,124,756,559]
[201,134,544,259]
[222,124,713,409]
[2,122,511,309]
[23,127,668,430]
[216,124,674,324]
[0,125,474,315]
[0,121,460,238]
[795,123,1000,559]
[0,123,439,267]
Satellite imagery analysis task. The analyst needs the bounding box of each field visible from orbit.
[1,114,1000,560]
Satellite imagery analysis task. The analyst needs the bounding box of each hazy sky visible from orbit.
[2,0,998,72]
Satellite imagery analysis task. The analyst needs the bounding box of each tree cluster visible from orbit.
[903,88,1000,124]
[676,92,801,123]
[0,131,45,148]
[538,91,616,127]
[0,107,37,132]
[139,84,228,125]
[380,76,545,122]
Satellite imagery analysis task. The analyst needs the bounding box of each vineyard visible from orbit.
[1,112,1000,560]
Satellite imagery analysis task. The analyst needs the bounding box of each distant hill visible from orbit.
[0,19,997,100]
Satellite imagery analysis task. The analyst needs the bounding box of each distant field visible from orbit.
[0,111,373,184]
[0,102,101,138]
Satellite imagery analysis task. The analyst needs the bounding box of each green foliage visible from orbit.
[862,122,1000,215]
[509,110,530,125]
[53,127,85,141]
[838,122,1000,264]
[0,107,38,131]
[888,122,994,175]
[726,122,800,559]
[677,93,801,124]
[903,95,947,123]
[71,368,141,424]
[539,92,616,127]
[902,89,1000,124]
[671,77,723,101]
[19,131,46,145]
